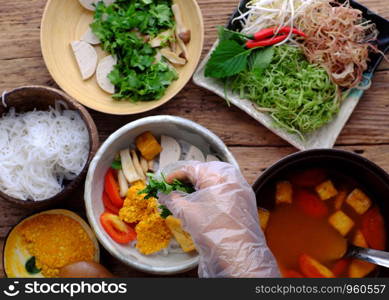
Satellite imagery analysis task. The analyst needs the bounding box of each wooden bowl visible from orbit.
[0,86,99,209]
[40,0,204,115]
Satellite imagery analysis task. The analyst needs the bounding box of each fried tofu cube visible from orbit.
[334,189,347,210]
[346,189,372,215]
[353,230,368,248]
[276,181,293,204]
[135,131,162,161]
[349,259,376,278]
[165,216,196,252]
[315,180,338,200]
[328,211,354,236]
[258,208,270,231]
[299,254,335,278]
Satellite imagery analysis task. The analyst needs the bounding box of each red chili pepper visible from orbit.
[246,34,288,48]
[250,26,307,40]
[100,212,137,244]
[102,191,120,215]
[104,168,124,208]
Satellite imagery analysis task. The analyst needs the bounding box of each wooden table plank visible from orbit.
[1,0,389,278]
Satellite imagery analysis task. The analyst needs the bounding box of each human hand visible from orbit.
[158,161,280,278]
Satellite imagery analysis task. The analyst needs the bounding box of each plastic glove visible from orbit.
[158,161,280,278]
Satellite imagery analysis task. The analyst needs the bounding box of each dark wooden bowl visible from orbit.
[0,85,99,209]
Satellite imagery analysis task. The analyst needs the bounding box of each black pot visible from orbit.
[252,149,389,277]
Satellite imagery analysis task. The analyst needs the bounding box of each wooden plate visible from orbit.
[41,0,204,115]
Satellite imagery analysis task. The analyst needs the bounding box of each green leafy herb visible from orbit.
[217,26,248,43]
[249,46,274,74]
[205,40,252,78]
[140,174,195,199]
[140,174,195,218]
[91,0,177,101]
[111,159,122,170]
[159,205,173,219]
[25,257,40,274]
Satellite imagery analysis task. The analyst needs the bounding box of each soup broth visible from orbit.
[259,168,386,278]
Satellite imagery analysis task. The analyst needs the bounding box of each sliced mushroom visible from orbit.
[172,4,191,44]
[120,149,141,183]
[70,40,98,80]
[185,145,205,162]
[149,30,173,48]
[159,135,181,169]
[147,160,154,172]
[206,154,220,162]
[81,27,100,45]
[140,156,148,174]
[130,150,146,181]
[96,55,116,94]
[160,48,186,66]
[118,170,129,198]
[78,0,115,11]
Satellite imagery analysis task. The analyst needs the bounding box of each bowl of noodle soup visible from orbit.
[0,86,99,208]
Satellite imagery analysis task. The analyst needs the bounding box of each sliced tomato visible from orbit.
[299,254,335,278]
[104,168,124,208]
[361,207,386,251]
[290,168,327,187]
[102,191,120,215]
[283,269,304,278]
[295,189,329,218]
[331,258,351,277]
[100,212,136,244]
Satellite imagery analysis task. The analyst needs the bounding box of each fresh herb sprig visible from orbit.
[205,26,273,78]
[91,0,177,101]
[140,174,195,219]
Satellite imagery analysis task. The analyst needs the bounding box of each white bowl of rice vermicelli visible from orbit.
[0,86,99,208]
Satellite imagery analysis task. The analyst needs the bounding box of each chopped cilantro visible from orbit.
[91,0,177,101]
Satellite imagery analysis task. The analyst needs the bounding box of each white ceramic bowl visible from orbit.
[84,116,238,275]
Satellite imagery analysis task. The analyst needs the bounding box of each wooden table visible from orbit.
[0,0,388,277]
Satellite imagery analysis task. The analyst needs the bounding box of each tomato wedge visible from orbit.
[361,206,386,251]
[331,258,351,277]
[102,191,120,215]
[100,212,136,244]
[295,189,329,218]
[104,168,124,208]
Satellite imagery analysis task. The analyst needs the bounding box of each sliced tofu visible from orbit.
[349,259,376,278]
[328,211,354,236]
[353,230,368,248]
[81,27,100,45]
[159,135,181,169]
[70,40,97,80]
[165,216,196,252]
[185,145,205,162]
[315,180,338,200]
[346,189,372,215]
[206,154,220,162]
[258,208,270,231]
[275,181,293,205]
[334,189,347,210]
[96,55,116,94]
[78,0,115,11]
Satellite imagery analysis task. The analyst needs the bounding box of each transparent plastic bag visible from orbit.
[158,161,280,278]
